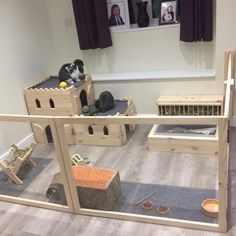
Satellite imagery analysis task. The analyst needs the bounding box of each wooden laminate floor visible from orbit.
[0,126,235,236]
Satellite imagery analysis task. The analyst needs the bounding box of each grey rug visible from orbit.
[115,182,217,224]
[0,157,51,196]
[83,100,128,116]
[30,76,85,89]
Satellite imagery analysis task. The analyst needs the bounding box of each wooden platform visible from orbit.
[24,75,94,116]
[65,98,137,146]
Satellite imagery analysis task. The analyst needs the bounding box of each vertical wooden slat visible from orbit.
[224,51,230,82]
[49,119,75,212]
[54,118,81,212]
[224,52,235,118]
[230,51,235,117]
[218,118,229,233]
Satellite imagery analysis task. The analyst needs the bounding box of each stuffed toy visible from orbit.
[58,59,85,85]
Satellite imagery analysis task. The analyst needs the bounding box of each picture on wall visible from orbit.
[107,0,130,31]
[159,0,177,25]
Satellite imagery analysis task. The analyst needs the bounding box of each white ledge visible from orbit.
[91,69,216,82]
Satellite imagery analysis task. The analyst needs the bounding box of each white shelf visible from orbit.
[91,69,216,82]
[111,23,180,33]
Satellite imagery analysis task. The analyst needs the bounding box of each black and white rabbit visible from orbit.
[58,59,85,85]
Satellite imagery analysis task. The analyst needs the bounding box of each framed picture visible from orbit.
[159,0,177,25]
[107,0,130,31]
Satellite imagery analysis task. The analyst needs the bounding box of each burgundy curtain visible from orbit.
[180,0,213,42]
[72,0,112,50]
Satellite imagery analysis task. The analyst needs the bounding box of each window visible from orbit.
[49,99,55,108]
[103,126,109,136]
[88,126,94,135]
[35,99,41,108]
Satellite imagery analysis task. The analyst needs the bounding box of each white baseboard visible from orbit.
[0,133,34,160]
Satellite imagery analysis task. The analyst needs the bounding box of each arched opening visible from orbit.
[88,125,94,135]
[35,99,41,108]
[103,126,109,136]
[80,90,88,107]
[45,125,53,143]
[49,98,55,108]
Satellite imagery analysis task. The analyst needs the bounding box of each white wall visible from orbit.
[46,0,215,73]
[45,0,219,113]
[215,0,236,80]
[215,0,236,123]
[0,0,56,153]
[81,26,215,74]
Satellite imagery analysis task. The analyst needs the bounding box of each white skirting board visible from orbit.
[0,133,34,161]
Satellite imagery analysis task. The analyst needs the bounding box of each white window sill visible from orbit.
[111,22,180,33]
[91,69,216,82]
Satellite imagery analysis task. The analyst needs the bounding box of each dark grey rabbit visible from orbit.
[95,91,115,112]
[58,59,85,85]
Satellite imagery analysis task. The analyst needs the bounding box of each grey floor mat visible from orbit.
[115,181,217,224]
[0,157,51,196]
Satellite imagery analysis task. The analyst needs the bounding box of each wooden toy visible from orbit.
[0,142,36,184]
[73,165,121,210]
[47,165,122,211]
[71,154,89,166]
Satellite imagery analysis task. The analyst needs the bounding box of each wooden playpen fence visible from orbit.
[0,51,235,233]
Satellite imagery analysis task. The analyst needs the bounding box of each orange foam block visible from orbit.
[72,165,116,190]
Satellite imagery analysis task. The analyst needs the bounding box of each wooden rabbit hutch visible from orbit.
[24,75,136,146]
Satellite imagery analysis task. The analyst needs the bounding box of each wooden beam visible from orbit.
[0,114,51,123]
[0,195,71,213]
[49,119,75,211]
[218,118,229,232]
[55,115,221,126]
[79,208,219,232]
[54,119,81,212]
[224,51,235,118]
